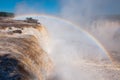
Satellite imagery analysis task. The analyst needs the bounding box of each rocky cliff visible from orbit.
[0,17,52,80]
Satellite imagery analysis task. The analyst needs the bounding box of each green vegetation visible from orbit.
[0,12,14,17]
[25,17,40,24]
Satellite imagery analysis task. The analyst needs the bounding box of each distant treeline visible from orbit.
[0,12,14,17]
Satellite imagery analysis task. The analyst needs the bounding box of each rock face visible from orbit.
[0,17,52,80]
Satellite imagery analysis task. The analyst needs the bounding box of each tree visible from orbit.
[0,12,14,17]
[25,17,39,24]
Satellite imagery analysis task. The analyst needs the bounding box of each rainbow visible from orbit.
[14,14,118,68]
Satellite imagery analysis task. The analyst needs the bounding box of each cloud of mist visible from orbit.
[86,20,120,64]
[15,3,35,15]
[60,0,93,25]
[15,0,120,79]
[15,0,120,25]
[15,0,60,16]
[34,16,114,80]
[60,0,120,25]
[15,0,120,66]
[15,1,43,16]
[15,15,120,80]
[15,0,95,24]
[59,0,120,65]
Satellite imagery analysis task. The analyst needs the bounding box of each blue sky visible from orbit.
[0,0,19,12]
[0,0,120,16]
[0,0,60,14]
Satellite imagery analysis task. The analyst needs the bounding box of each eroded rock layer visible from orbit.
[0,18,52,80]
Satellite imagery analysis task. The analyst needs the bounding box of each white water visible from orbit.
[15,15,120,80]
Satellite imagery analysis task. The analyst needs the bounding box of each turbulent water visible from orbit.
[15,15,120,80]
[0,19,53,80]
[86,19,120,66]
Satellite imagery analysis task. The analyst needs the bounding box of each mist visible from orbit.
[59,0,120,65]
[15,15,120,80]
[60,0,120,25]
[14,0,120,80]
[15,1,39,15]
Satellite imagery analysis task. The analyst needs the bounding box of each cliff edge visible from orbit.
[0,17,52,80]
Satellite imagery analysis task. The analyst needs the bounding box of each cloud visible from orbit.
[15,2,36,15]
[60,0,93,24]
[15,1,44,16]
[59,0,120,25]
[59,0,120,65]
[15,0,120,24]
[15,0,120,65]
[14,1,120,79]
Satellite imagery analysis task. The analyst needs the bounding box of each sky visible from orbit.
[1,0,120,25]
[0,0,120,15]
[0,0,60,14]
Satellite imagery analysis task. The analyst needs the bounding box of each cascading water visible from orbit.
[15,15,120,80]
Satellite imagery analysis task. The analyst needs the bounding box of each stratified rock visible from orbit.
[0,17,52,80]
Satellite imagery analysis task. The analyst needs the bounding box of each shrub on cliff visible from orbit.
[25,17,40,24]
[0,12,14,17]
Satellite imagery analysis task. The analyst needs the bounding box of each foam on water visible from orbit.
[15,15,120,80]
